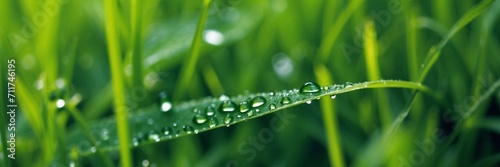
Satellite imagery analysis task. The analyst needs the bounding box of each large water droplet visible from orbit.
[147,131,160,142]
[193,114,207,124]
[251,96,266,108]
[281,95,291,105]
[219,100,237,112]
[208,118,218,128]
[204,105,216,116]
[239,101,250,113]
[300,82,321,94]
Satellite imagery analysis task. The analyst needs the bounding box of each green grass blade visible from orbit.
[418,0,494,83]
[314,65,345,167]
[386,0,495,142]
[173,0,213,101]
[471,153,500,167]
[103,0,132,166]
[317,0,365,62]
[130,0,143,93]
[67,80,429,155]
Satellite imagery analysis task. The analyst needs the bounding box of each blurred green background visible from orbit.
[1,0,500,166]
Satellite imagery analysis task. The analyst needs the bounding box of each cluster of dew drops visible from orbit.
[131,81,342,146]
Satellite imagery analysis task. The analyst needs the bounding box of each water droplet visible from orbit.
[247,110,255,117]
[300,82,321,94]
[161,102,172,112]
[224,115,233,125]
[204,105,216,116]
[219,100,237,112]
[193,114,207,124]
[239,101,251,113]
[269,92,275,96]
[90,146,96,153]
[256,109,260,112]
[208,118,218,128]
[132,137,140,146]
[346,82,353,87]
[219,94,230,101]
[330,95,336,99]
[281,95,291,104]
[272,53,294,78]
[147,118,154,125]
[192,108,201,113]
[142,159,150,167]
[251,96,266,108]
[147,131,160,142]
[56,99,66,109]
[322,86,329,90]
[306,100,312,104]
[162,127,172,136]
[159,92,172,112]
[269,104,276,110]
[183,125,194,134]
[204,30,224,45]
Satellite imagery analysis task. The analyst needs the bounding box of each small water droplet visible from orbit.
[209,118,218,128]
[224,115,233,125]
[269,92,275,96]
[162,126,172,136]
[322,86,329,90]
[56,99,66,109]
[256,109,260,112]
[239,101,251,113]
[346,82,353,87]
[219,100,237,112]
[269,104,276,110]
[247,110,255,117]
[192,108,201,113]
[173,123,177,127]
[193,114,207,124]
[306,100,312,104]
[281,95,291,105]
[251,96,266,108]
[161,102,172,112]
[90,146,96,153]
[132,137,140,146]
[204,105,216,116]
[147,131,161,142]
[159,92,173,112]
[147,118,154,125]
[330,95,336,99]
[204,30,224,45]
[219,94,230,101]
[183,125,194,134]
[300,82,321,94]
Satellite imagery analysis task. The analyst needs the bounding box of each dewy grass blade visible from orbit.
[67,80,429,156]
[104,0,132,166]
